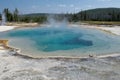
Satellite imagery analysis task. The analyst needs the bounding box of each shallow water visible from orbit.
[0,25,120,57]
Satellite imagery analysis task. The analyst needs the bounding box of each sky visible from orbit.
[0,0,120,14]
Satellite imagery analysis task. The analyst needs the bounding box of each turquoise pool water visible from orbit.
[0,25,120,57]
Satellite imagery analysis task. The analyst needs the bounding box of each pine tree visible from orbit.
[13,8,19,22]
[3,8,13,22]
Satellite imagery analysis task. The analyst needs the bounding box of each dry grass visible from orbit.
[81,21,120,25]
[6,22,39,27]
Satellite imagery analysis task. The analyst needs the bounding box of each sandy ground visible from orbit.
[97,26,120,35]
[0,49,120,80]
[0,26,16,32]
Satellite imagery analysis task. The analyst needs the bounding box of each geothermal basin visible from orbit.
[0,24,120,57]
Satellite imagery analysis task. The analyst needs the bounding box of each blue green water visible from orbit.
[0,25,120,57]
[9,27,93,51]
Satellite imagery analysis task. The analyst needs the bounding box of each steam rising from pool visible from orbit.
[0,16,120,57]
[46,15,68,28]
[0,15,120,80]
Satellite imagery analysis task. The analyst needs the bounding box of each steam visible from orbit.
[1,12,6,25]
[46,14,68,28]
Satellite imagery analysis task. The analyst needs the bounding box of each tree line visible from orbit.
[1,8,120,23]
[0,8,47,23]
[2,8,19,22]
[70,8,120,22]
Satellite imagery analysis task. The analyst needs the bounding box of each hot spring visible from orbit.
[0,24,120,57]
